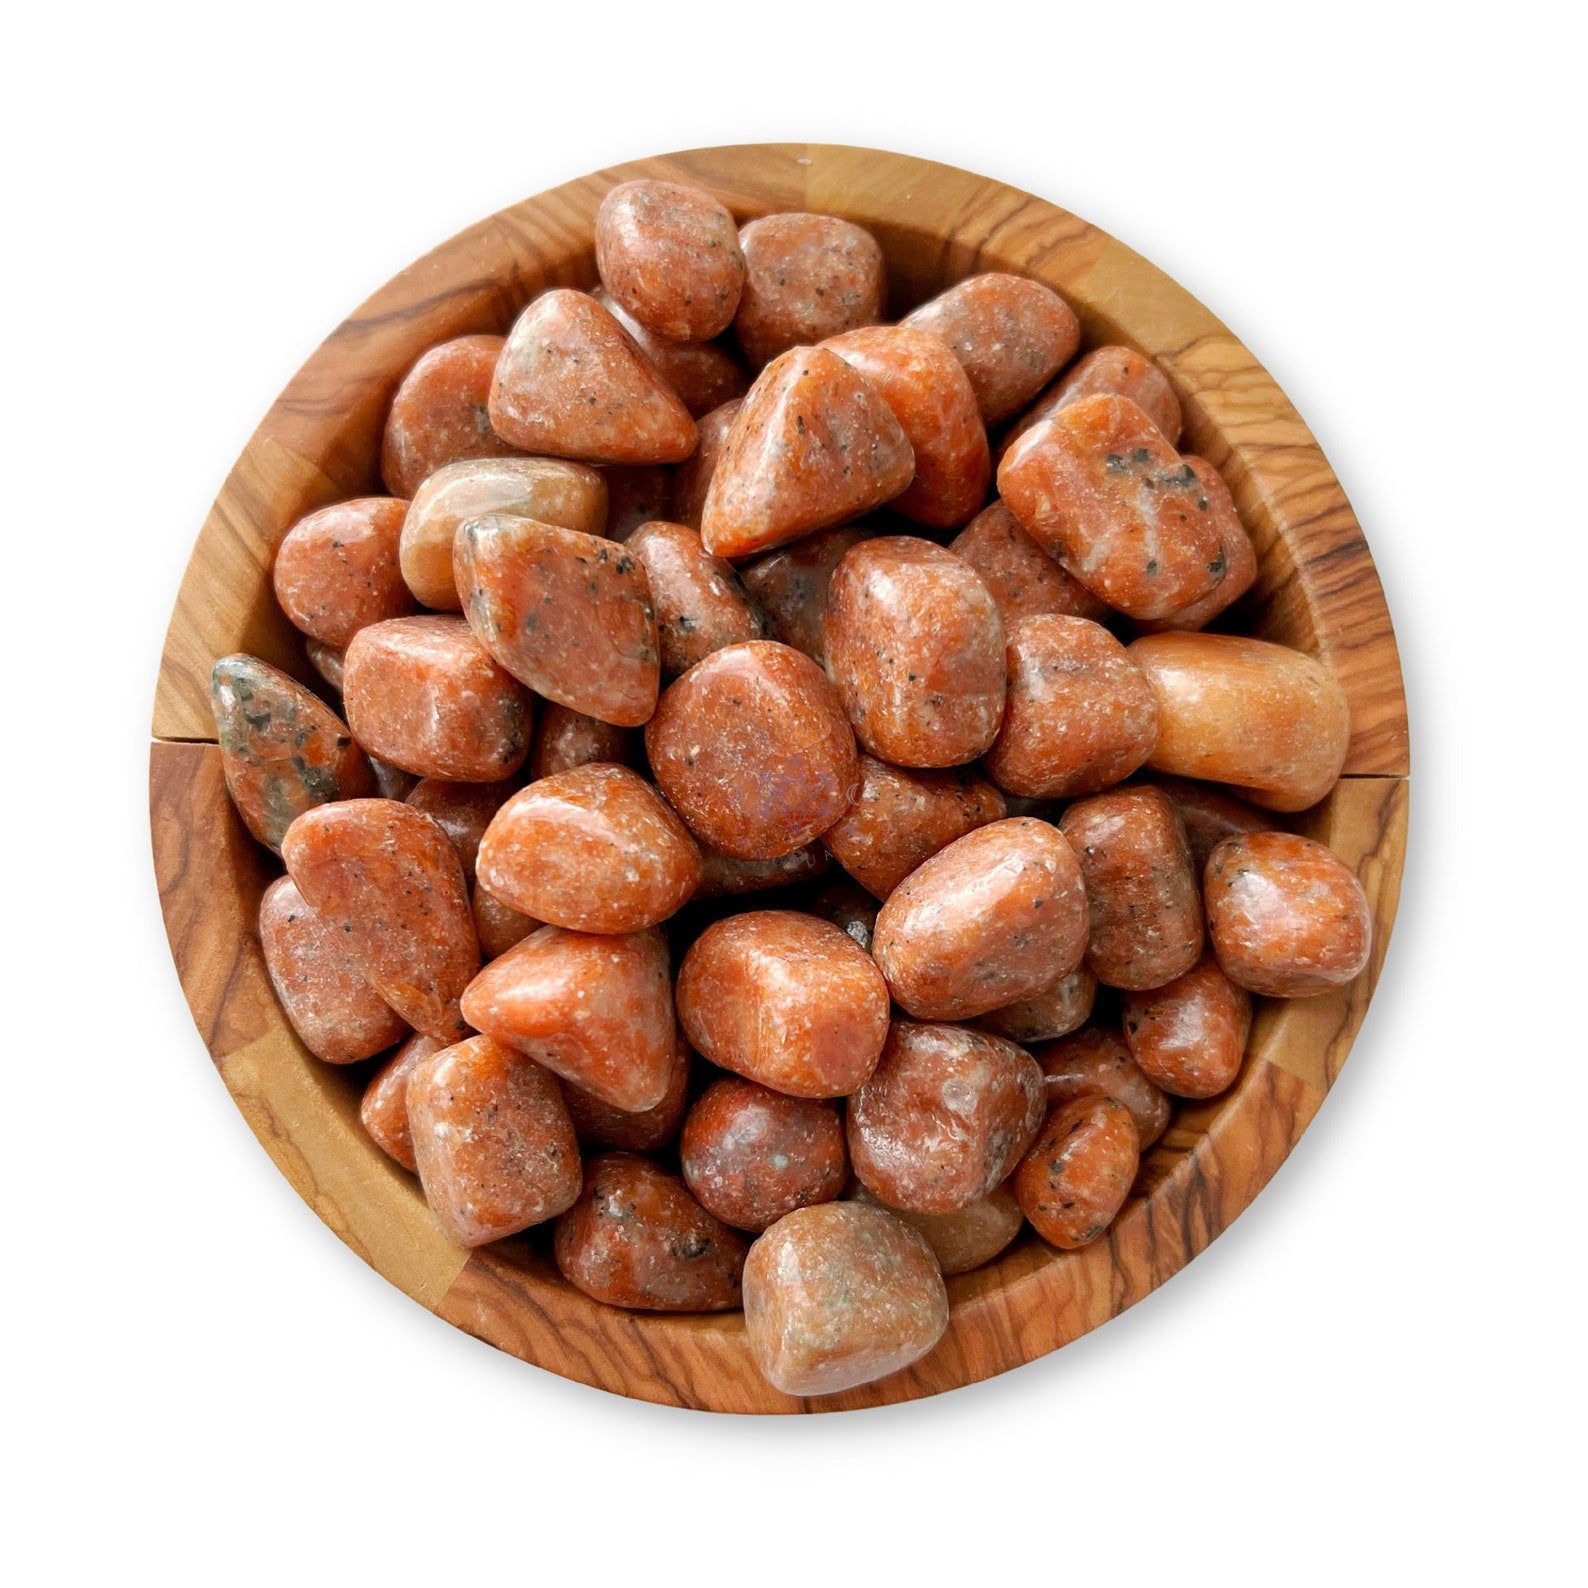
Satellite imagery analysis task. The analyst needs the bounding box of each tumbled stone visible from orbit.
[1003,344,1183,459]
[872,818,1088,1021]
[528,702,640,779]
[1123,953,1252,1099]
[405,777,518,885]
[407,1036,581,1247]
[360,1032,447,1172]
[399,456,607,612]
[342,614,531,782]
[743,1203,948,1396]
[676,910,890,1098]
[273,498,416,648]
[699,345,913,560]
[1032,1026,1172,1150]
[471,883,539,961]
[459,924,674,1111]
[258,876,406,1064]
[735,212,886,369]
[1136,458,1257,632]
[681,1077,847,1232]
[978,967,1098,1047]
[595,180,745,343]
[902,273,1080,425]
[848,1022,1045,1214]
[694,842,829,898]
[561,1026,692,1153]
[211,655,374,852]
[454,514,659,727]
[948,501,1108,626]
[488,288,697,464]
[475,764,700,933]
[849,1182,1024,1276]
[628,519,768,676]
[822,755,1006,900]
[645,640,858,860]
[555,1153,746,1311]
[672,398,740,529]
[1014,1094,1140,1250]
[738,524,870,670]
[593,288,748,415]
[1142,774,1273,874]
[281,798,479,1042]
[381,334,517,499]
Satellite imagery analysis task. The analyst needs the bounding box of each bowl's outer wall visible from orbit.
[149,143,1409,1413]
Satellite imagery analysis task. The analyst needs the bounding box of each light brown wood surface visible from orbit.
[150,144,1410,1413]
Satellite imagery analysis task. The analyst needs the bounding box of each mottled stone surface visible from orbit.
[984,615,1159,799]
[561,1027,691,1153]
[1032,1026,1171,1150]
[459,924,674,1111]
[699,346,913,560]
[360,1032,446,1172]
[342,615,530,782]
[902,273,1080,424]
[281,798,479,1042]
[405,777,518,885]
[849,1183,1024,1276]
[676,910,889,1098]
[873,818,1088,1021]
[454,514,659,728]
[592,288,747,416]
[738,524,870,670]
[628,519,768,676]
[978,967,1098,1047]
[1141,773,1273,873]
[1003,345,1183,460]
[1015,1094,1140,1250]
[488,289,697,464]
[948,501,1107,626]
[1136,458,1256,632]
[1123,954,1252,1098]
[681,1077,847,1232]
[258,876,407,1064]
[825,536,1005,768]
[743,1203,948,1396]
[554,1153,746,1311]
[694,843,829,899]
[273,498,416,648]
[528,702,640,780]
[734,212,885,369]
[848,1022,1045,1215]
[407,1036,580,1247]
[645,641,858,860]
[475,764,700,933]
[672,398,740,530]
[381,335,516,499]
[1204,832,1372,997]
[211,655,373,852]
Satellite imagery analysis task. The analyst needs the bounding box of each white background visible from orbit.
[5,3,1582,1582]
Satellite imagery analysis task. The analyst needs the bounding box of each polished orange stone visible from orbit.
[1141,773,1273,873]
[471,883,539,961]
[211,655,374,852]
[1014,1094,1140,1250]
[407,1036,581,1247]
[694,842,829,899]
[475,764,700,934]
[681,1077,847,1232]
[281,798,480,1042]
[948,501,1107,626]
[699,346,913,560]
[1003,344,1183,460]
[977,967,1098,1047]
[676,910,890,1098]
[258,876,406,1064]
[592,288,747,416]
[454,514,659,728]
[738,524,870,670]
[1123,953,1252,1099]
[1135,458,1257,632]
[1032,1026,1171,1151]
[628,519,768,676]
[848,1021,1045,1214]
[404,777,518,885]
[645,640,858,860]
[528,702,640,780]
[554,1153,746,1311]
[561,1026,692,1153]
[273,498,416,649]
[672,398,740,530]
[360,1032,447,1172]
[849,1182,1024,1276]
[459,924,674,1111]
[488,288,697,464]
[742,1202,948,1396]
[342,614,531,782]
[381,335,517,499]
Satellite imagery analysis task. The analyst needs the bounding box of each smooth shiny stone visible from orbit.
[673,398,740,530]
[561,1027,692,1153]
[1123,954,1252,1098]
[1135,458,1257,632]
[381,335,516,499]
[528,702,640,780]
[273,498,415,648]
[360,1032,447,1172]
[1014,1094,1140,1250]
[1031,1026,1172,1150]
[593,288,747,416]
[1003,345,1183,460]
[404,777,518,885]
[948,500,1107,626]
[628,518,768,677]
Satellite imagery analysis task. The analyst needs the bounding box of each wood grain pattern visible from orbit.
[150,145,1410,1412]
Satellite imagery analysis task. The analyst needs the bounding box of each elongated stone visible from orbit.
[361,1032,447,1171]
[628,518,768,676]
[1014,1094,1139,1250]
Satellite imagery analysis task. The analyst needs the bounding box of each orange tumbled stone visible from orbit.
[258,876,406,1064]
[407,1036,581,1247]
[1123,953,1252,1099]
[738,524,870,670]
[1032,1026,1172,1151]
[676,910,890,1098]
[454,514,659,728]
[1015,1094,1140,1250]
[281,799,480,1042]
[273,498,416,648]
[404,777,517,885]
[644,640,858,860]
[627,519,768,676]
[381,335,517,499]
[342,615,531,782]
[743,1203,948,1396]
[475,764,700,934]
[978,967,1098,1047]
[699,345,914,560]
[211,655,374,852]
[562,1026,692,1153]
[849,1183,1025,1276]
[673,397,740,530]
[528,702,639,779]
[1141,773,1273,873]
[1136,458,1257,633]
[949,500,1107,626]
[361,1033,447,1171]
[592,288,747,416]
[555,1153,746,1311]
[1003,344,1183,459]
[459,924,674,1111]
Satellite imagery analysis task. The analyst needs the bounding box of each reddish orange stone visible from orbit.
[488,288,697,464]
[1141,773,1273,873]
[407,1036,581,1247]
[273,498,416,649]
[471,883,539,961]
[848,1182,1025,1276]
[404,777,517,885]
[699,346,914,560]
[592,288,748,416]
[528,702,640,780]
[902,273,1080,425]
[645,640,858,860]
[1032,1026,1171,1150]
[949,500,1107,627]
[978,967,1098,1047]
[1136,458,1257,632]
[600,464,675,542]
[1123,953,1252,1099]
[695,842,829,899]
[360,1032,447,1172]
[848,1022,1045,1215]
[258,876,406,1064]
[475,764,700,933]
[281,799,480,1042]
[211,655,374,852]
[628,519,768,676]
[381,335,517,499]
[673,398,740,530]
[555,1153,746,1311]
[872,818,1088,1021]
[454,514,659,728]
[1003,345,1183,460]
[1014,1094,1140,1249]
[459,924,674,1111]
[676,910,890,1098]
[561,1026,692,1153]
[681,1077,848,1232]
[342,615,531,782]
[738,524,870,670]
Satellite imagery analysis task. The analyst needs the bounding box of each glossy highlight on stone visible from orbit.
[627,519,768,677]
[1137,458,1257,632]
[273,497,416,648]
[1123,954,1252,1099]
[381,334,516,499]
[948,501,1107,626]
[694,843,829,899]
[561,1027,691,1153]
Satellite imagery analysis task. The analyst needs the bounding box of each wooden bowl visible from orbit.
[150,144,1409,1413]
